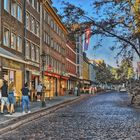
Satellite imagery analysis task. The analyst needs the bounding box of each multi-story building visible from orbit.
[0,0,69,99]
[66,40,77,91]
[24,0,40,90]
[41,0,68,98]
[0,0,26,94]
[75,33,83,80]
[82,52,91,87]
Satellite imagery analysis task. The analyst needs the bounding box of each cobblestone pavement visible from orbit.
[1,92,140,140]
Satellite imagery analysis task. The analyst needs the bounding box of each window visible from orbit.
[11,1,17,17]
[50,20,54,28]
[17,5,22,22]
[11,33,16,49]
[36,21,40,36]
[4,0,9,12]
[37,1,40,13]
[31,44,35,61]
[36,47,39,62]
[17,36,22,52]
[26,12,30,29]
[26,41,30,59]
[31,17,35,33]
[3,28,10,47]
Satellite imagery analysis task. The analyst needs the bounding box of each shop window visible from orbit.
[26,40,30,59]
[11,33,16,49]
[4,0,10,12]
[3,27,10,47]
[17,5,22,22]
[17,36,22,52]
[26,12,30,30]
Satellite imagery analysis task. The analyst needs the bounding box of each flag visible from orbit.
[84,27,91,51]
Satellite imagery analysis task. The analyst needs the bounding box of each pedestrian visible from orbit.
[36,82,42,101]
[74,86,78,96]
[0,80,10,114]
[21,83,31,114]
[8,81,16,115]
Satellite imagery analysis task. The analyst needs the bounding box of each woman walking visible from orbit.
[21,83,31,114]
[8,82,16,115]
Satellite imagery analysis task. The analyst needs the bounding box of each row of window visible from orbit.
[3,27,22,52]
[25,40,40,63]
[44,32,65,55]
[66,62,76,75]
[26,12,40,37]
[4,0,22,22]
[43,9,65,39]
[28,0,40,13]
[45,55,65,74]
[66,49,76,62]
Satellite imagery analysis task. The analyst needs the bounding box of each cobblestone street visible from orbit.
[1,92,140,140]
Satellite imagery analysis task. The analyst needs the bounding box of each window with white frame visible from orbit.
[26,12,30,30]
[31,16,35,33]
[47,35,50,45]
[3,28,10,47]
[37,1,40,13]
[25,41,30,59]
[36,21,40,37]
[17,36,22,52]
[11,1,17,18]
[4,0,10,12]
[11,33,16,49]
[17,5,22,22]
[36,47,39,62]
[31,43,35,61]
[50,20,54,29]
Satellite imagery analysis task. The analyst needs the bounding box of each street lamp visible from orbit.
[41,52,46,107]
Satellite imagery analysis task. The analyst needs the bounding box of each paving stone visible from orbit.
[1,92,140,139]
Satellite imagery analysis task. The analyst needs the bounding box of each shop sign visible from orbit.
[2,58,23,70]
[28,61,39,67]
[83,80,91,84]
[32,71,40,75]
[44,71,60,78]
[61,76,69,80]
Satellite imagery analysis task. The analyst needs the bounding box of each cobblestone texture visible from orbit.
[1,92,140,140]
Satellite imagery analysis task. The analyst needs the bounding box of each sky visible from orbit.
[52,0,138,68]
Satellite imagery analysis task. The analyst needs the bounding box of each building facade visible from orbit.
[66,40,77,91]
[41,0,68,98]
[0,0,27,97]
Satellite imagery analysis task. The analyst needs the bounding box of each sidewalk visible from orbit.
[0,95,79,124]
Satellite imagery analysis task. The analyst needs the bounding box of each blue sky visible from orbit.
[52,0,120,67]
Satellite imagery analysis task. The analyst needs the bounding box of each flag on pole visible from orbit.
[84,27,91,51]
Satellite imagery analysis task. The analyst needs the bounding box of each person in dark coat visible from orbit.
[1,80,10,114]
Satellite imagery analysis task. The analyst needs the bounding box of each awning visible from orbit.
[0,47,27,64]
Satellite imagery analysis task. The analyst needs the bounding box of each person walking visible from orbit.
[1,80,10,114]
[8,82,16,115]
[21,83,30,114]
[36,82,42,101]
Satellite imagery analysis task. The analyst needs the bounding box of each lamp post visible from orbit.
[41,52,46,107]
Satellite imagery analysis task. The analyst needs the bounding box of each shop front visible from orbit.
[44,71,69,98]
[25,63,40,101]
[1,58,24,99]
[44,71,60,99]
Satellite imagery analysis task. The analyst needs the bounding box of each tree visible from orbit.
[59,0,140,60]
[96,62,114,85]
[117,58,134,83]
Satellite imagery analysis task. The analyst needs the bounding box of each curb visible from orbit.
[0,95,89,135]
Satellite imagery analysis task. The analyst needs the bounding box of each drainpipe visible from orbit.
[23,0,26,84]
[0,0,2,79]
